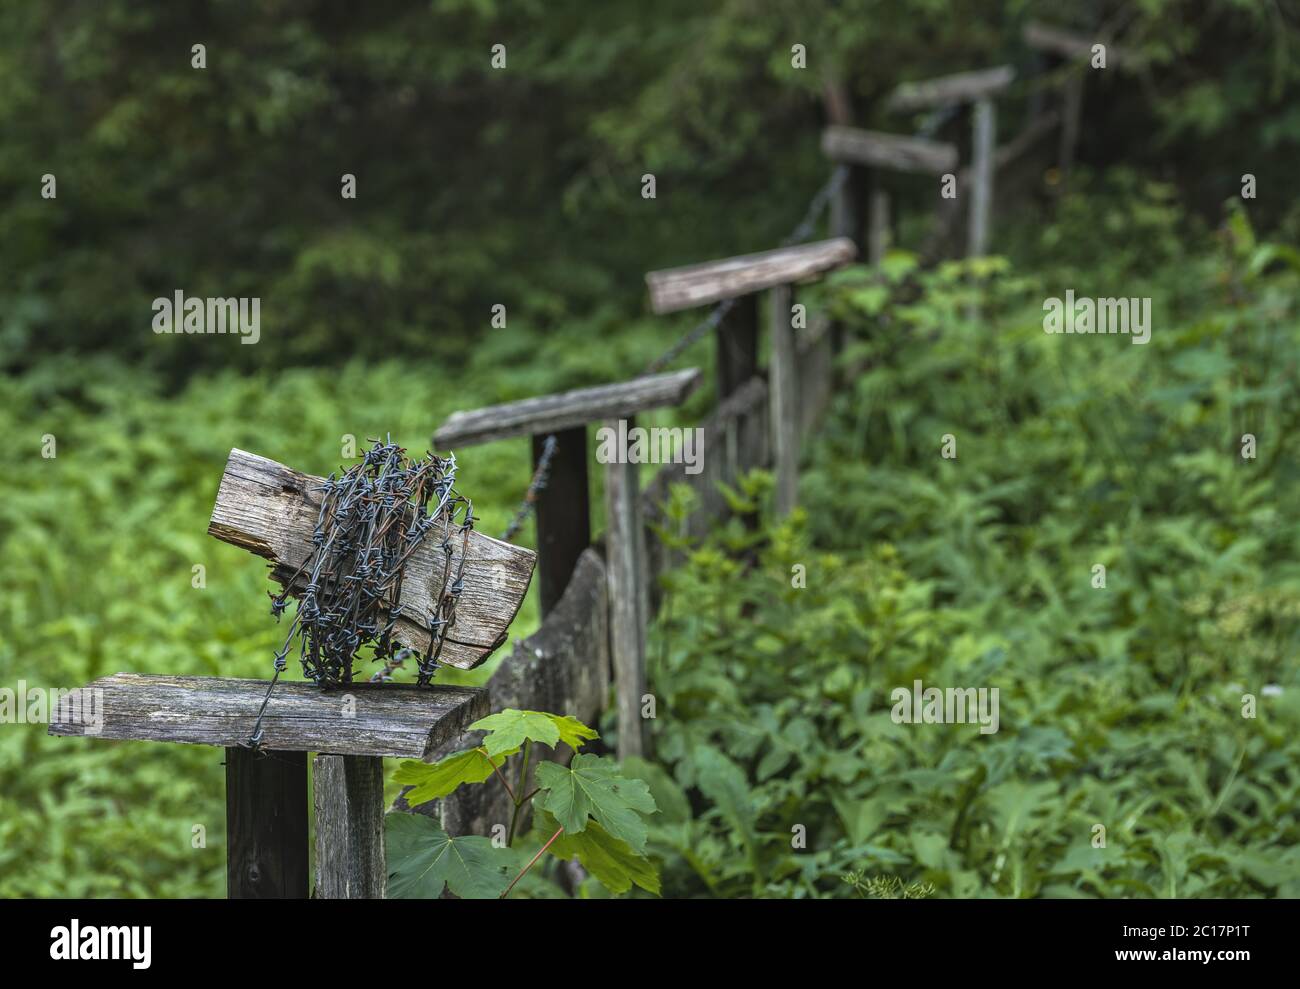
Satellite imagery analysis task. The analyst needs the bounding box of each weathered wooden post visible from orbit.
[820,73,866,253]
[715,295,759,403]
[968,97,996,256]
[434,369,702,761]
[531,428,589,616]
[647,239,856,518]
[821,126,959,262]
[884,65,1015,257]
[225,745,308,897]
[602,419,648,758]
[50,448,536,899]
[768,282,799,515]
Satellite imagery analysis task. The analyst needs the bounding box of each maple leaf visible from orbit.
[535,754,658,853]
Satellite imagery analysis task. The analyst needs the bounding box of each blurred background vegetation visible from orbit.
[1,0,1298,896]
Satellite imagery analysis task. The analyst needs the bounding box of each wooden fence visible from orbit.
[422,303,844,835]
[48,20,1097,897]
[415,27,1102,844]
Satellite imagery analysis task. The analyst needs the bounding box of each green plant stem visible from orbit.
[501,825,564,899]
[506,739,532,846]
[480,748,515,802]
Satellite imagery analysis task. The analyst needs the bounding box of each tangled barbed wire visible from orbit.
[247,437,475,747]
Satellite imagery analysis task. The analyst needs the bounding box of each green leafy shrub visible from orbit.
[639,205,1300,898]
[387,709,660,898]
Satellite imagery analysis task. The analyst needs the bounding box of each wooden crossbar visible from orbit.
[47,673,489,759]
[209,448,535,670]
[433,368,701,447]
[1023,22,1129,65]
[645,237,856,314]
[821,126,959,176]
[886,65,1015,112]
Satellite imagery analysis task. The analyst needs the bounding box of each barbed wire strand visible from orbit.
[500,433,559,542]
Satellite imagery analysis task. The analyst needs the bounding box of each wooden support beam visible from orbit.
[313,753,386,899]
[603,418,648,760]
[49,673,490,759]
[716,293,759,402]
[532,427,590,616]
[968,98,996,257]
[769,284,799,517]
[886,65,1014,112]
[226,746,309,899]
[434,369,701,447]
[208,449,535,670]
[1023,22,1129,66]
[646,238,856,314]
[823,73,866,253]
[822,125,958,176]
[830,167,866,250]
[716,294,761,483]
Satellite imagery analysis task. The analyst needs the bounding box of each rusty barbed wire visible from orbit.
[500,433,558,542]
[246,437,475,748]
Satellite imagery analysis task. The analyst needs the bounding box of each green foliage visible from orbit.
[539,810,662,896]
[386,814,513,899]
[534,754,658,853]
[391,748,510,805]
[387,711,660,897]
[842,873,936,899]
[6,1,1297,373]
[0,312,706,896]
[469,708,598,757]
[638,203,1300,898]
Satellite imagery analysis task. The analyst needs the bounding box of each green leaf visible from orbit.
[535,753,658,853]
[385,813,513,899]
[550,714,600,752]
[540,810,661,895]
[468,709,598,756]
[392,747,515,807]
[621,756,691,825]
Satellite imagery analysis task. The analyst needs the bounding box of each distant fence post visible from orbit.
[716,294,759,402]
[822,126,959,258]
[1058,72,1083,182]
[968,97,996,256]
[1023,23,1133,190]
[768,283,799,516]
[647,238,855,520]
[716,294,760,483]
